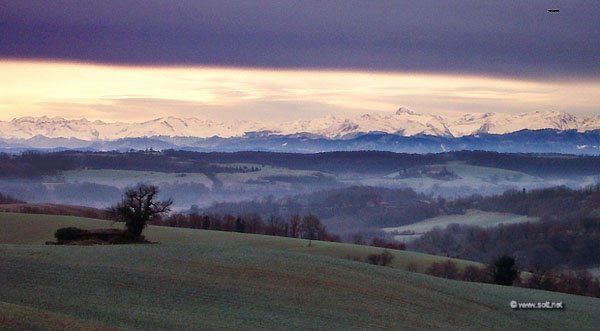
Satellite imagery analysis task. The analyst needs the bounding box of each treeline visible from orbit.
[460,150,600,177]
[1,150,599,179]
[154,213,342,243]
[425,259,600,298]
[451,184,600,220]
[154,211,409,251]
[410,216,600,271]
[411,185,600,271]
[0,192,23,204]
[203,186,452,233]
[0,150,246,179]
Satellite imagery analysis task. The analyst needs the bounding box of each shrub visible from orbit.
[370,236,406,250]
[460,265,492,283]
[521,270,556,291]
[366,250,394,266]
[492,255,519,286]
[352,233,365,245]
[55,227,88,241]
[426,260,459,279]
[406,263,418,272]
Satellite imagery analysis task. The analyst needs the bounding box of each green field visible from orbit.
[58,166,336,194]
[214,164,333,189]
[345,161,549,194]
[383,209,539,242]
[59,169,214,189]
[1,212,599,330]
[0,213,481,273]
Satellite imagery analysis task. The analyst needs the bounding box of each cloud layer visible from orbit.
[1,1,599,78]
[1,61,598,122]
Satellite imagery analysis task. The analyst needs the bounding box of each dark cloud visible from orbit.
[1,0,598,78]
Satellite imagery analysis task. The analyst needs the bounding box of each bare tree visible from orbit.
[267,216,286,236]
[110,184,172,238]
[301,214,322,247]
[289,214,301,238]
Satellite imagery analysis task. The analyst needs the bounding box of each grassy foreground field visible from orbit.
[1,212,599,330]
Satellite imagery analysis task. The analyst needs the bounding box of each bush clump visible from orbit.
[366,250,394,266]
[55,227,89,241]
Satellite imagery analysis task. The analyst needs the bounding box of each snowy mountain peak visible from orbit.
[395,107,417,115]
[0,110,598,141]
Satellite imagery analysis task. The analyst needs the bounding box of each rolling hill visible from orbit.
[0,212,599,329]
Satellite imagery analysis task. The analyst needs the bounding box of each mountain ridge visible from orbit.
[1,109,599,140]
[1,129,599,155]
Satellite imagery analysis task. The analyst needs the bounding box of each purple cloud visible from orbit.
[1,0,598,78]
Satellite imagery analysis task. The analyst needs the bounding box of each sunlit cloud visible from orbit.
[0,60,598,123]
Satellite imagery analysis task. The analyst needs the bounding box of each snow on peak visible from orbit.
[395,107,418,115]
[0,110,598,140]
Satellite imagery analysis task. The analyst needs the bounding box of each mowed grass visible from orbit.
[383,209,539,242]
[1,213,599,330]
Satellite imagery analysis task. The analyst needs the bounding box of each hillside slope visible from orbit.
[0,213,598,329]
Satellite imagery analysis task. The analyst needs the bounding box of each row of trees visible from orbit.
[153,212,340,244]
[125,187,409,249]
[453,184,600,221]
[6,149,598,179]
[425,256,600,298]
[410,216,600,271]
[205,186,447,231]
[0,192,23,204]
[412,186,600,271]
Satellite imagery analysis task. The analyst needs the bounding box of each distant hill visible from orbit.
[1,150,598,179]
[0,203,109,220]
[1,129,599,154]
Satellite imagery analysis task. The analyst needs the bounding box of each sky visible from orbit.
[0,1,598,122]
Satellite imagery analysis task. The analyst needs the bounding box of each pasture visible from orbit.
[59,169,214,189]
[1,212,599,330]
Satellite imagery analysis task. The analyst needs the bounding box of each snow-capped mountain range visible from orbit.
[1,108,598,140]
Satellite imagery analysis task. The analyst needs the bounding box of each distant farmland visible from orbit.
[383,210,538,242]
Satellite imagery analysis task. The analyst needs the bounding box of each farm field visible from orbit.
[214,164,334,188]
[1,212,599,329]
[383,210,539,242]
[339,161,561,197]
[444,161,538,181]
[57,161,554,195]
[59,169,214,189]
